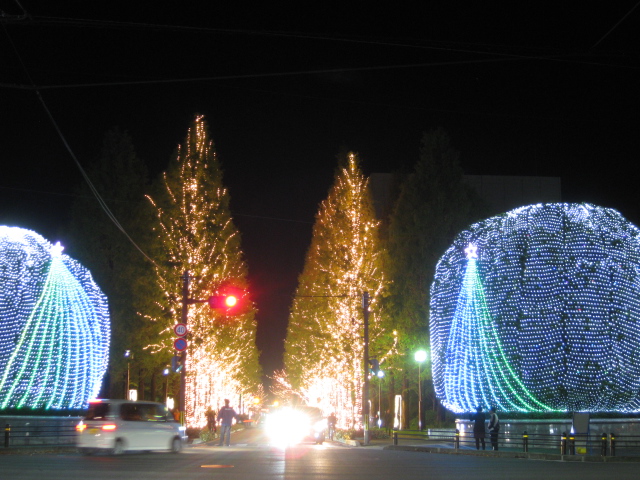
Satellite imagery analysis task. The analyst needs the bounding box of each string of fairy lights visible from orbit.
[281,153,387,428]
[0,227,110,409]
[146,116,260,427]
[431,203,640,413]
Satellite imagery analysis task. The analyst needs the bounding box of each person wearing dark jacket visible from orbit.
[470,406,486,450]
[488,407,500,450]
[217,399,239,446]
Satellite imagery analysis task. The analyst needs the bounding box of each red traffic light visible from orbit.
[208,285,247,314]
[208,292,244,311]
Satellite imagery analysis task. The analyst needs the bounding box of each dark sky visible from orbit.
[1,2,640,378]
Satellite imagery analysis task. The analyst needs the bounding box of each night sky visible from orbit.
[1,2,640,378]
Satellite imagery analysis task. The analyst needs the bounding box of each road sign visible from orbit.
[174,323,188,337]
[174,338,187,351]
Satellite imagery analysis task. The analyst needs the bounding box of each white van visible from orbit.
[76,399,187,455]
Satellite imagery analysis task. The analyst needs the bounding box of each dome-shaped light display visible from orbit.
[430,203,640,413]
[0,226,110,409]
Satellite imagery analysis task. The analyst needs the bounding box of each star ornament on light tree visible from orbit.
[464,243,478,259]
[51,241,64,257]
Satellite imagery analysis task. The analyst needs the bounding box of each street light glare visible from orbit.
[415,350,428,363]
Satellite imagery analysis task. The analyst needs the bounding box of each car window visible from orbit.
[120,402,168,422]
[85,403,110,420]
[295,406,323,420]
[139,403,169,421]
[120,403,144,421]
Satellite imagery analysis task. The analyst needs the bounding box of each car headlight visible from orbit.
[313,419,327,432]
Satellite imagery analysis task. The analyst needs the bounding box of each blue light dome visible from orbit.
[0,226,110,409]
[430,203,640,413]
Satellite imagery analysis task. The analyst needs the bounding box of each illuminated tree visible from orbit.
[0,227,110,409]
[147,115,261,427]
[283,152,388,428]
[431,203,640,413]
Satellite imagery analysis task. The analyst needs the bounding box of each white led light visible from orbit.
[0,227,110,409]
[431,203,640,413]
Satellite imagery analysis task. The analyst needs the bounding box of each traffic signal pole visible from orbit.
[363,291,370,446]
[177,271,244,426]
[179,271,190,425]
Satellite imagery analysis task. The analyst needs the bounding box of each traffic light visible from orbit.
[171,355,183,372]
[208,294,238,309]
[207,285,247,315]
[369,358,380,376]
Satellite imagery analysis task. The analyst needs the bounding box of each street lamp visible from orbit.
[163,366,170,405]
[124,350,134,400]
[415,350,428,431]
[377,370,385,428]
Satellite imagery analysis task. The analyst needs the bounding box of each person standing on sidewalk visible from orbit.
[488,407,500,450]
[470,405,486,450]
[217,399,239,446]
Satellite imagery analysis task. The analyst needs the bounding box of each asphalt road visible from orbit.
[1,427,639,480]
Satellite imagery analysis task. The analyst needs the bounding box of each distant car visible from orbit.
[265,405,327,446]
[76,399,187,455]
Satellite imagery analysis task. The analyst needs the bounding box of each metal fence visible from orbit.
[392,429,640,457]
[3,420,78,447]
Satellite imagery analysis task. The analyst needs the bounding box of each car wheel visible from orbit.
[78,447,93,456]
[170,437,182,453]
[113,439,125,456]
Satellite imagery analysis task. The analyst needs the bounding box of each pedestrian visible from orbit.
[217,399,239,446]
[470,405,486,450]
[206,406,216,433]
[327,412,337,440]
[488,406,500,451]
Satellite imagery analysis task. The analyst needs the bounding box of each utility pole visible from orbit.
[363,291,370,446]
[179,271,190,425]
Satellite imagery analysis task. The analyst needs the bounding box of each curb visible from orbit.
[384,444,640,462]
[0,445,78,455]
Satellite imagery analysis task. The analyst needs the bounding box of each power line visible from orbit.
[0,17,160,270]
[592,1,640,48]
[3,49,635,93]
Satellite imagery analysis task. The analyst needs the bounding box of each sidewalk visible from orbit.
[337,436,640,463]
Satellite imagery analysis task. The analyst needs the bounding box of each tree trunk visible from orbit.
[151,372,157,402]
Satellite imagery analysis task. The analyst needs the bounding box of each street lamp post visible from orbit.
[124,350,133,400]
[163,367,170,405]
[362,292,370,445]
[415,350,428,431]
[377,370,384,428]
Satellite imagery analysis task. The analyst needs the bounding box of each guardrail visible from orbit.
[391,429,640,457]
[4,421,77,447]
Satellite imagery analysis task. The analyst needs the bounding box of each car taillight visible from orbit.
[76,423,86,432]
[102,424,117,431]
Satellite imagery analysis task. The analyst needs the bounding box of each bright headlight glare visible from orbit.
[266,408,311,447]
[314,419,327,432]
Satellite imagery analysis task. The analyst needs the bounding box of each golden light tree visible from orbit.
[282,152,389,429]
[147,115,261,427]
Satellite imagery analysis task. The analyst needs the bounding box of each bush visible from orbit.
[199,429,217,442]
[335,427,389,441]
[335,429,356,440]
[369,427,390,439]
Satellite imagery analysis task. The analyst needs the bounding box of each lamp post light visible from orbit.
[124,350,134,400]
[377,370,384,428]
[415,350,428,431]
[163,366,170,405]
